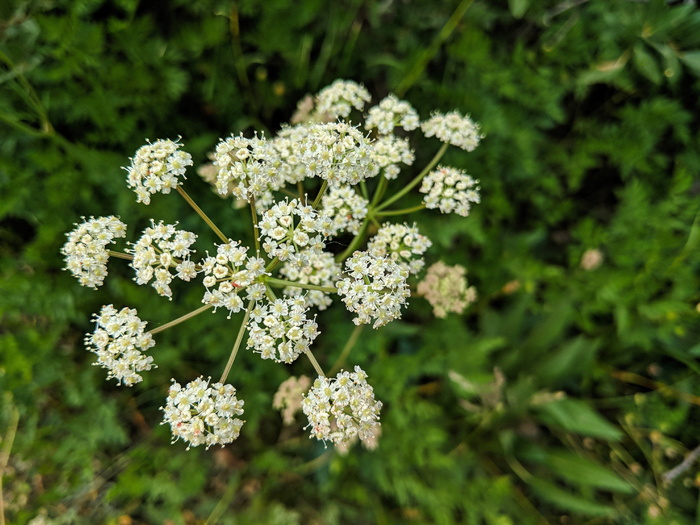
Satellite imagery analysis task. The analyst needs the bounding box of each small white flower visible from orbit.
[61,216,127,289]
[124,138,193,204]
[365,94,420,134]
[320,185,369,237]
[417,262,477,318]
[161,376,245,449]
[370,135,415,180]
[128,220,197,299]
[336,251,410,328]
[246,296,320,363]
[259,198,327,267]
[302,366,382,448]
[213,133,279,201]
[420,166,481,217]
[200,241,267,317]
[279,250,340,311]
[85,305,155,386]
[421,111,483,151]
[315,79,372,119]
[367,222,432,275]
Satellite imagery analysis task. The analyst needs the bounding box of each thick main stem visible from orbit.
[220,301,253,383]
[107,250,134,261]
[176,186,229,244]
[149,304,212,336]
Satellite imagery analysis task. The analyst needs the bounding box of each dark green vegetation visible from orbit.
[2,0,700,523]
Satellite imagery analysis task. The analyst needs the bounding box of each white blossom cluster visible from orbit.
[273,375,311,425]
[365,94,420,135]
[367,222,432,275]
[259,198,328,267]
[302,366,382,448]
[271,122,378,186]
[370,134,415,180]
[128,221,197,299]
[417,262,477,318]
[201,241,267,316]
[213,133,279,201]
[421,111,483,152]
[420,166,481,217]
[247,296,320,363]
[320,185,369,236]
[124,138,193,204]
[85,304,155,386]
[279,250,340,310]
[336,251,410,328]
[161,376,245,450]
[62,216,127,289]
[315,79,372,119]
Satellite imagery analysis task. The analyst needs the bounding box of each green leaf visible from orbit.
[537,337,599,384]
[528,477,616,517]
[508,0,530,18]
[679,50,700,76]
[633,43,662,84]
[537,398,623,441]
[543,450,635,493]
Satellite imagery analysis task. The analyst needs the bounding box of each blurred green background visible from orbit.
[2,0,700,523]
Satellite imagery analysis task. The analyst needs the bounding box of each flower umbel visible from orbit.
[62,216,127,289]
[161,376,245,450]
[336,251,410,328]
[421,110,482,151]
[125,138,193,205]
[85,304,155,386]
[302,366,382,448]
[417,262,477,318]
[420,166,481,217]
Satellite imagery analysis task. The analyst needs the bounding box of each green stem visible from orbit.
[176,186,229,244]
[370,175,388,207]
[250,198,261,255]
[265,276,336,293]
[394,0,475,97]
[149,304,212,336]
[297,181,305,200]
[335,218,370,263]
[107,250,134,261]
[328,324,363,376]
[312,179,329,209]
[375,204,426,217]
[305,348,326,377]
[265,256,280,273]
[219,301,253,383]
[376,143,448,211]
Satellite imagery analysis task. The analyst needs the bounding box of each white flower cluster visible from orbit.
[367,222,432,275]
[273,375,311,425]
[201,241,267,316]
[302,366,382,448]
[421,111,483,152]
[85,304,155,386]
[365,94,420,135]
[128,221,197,299]
[417,262,477,318]
[62,216,127,289]
[124,138,193,204]
[247,296,320,363]
[279,250,340,310]
[320,185,369,236]
[336,251,410,328]
[272,122,377,186]
[315,79,372,119]
[259,199,327,267]
[213,133,278,201]
[370,135,415,180]
[161,376,245,450]
[420,166,481,217]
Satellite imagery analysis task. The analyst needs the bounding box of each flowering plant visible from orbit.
[62,80,481,451]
